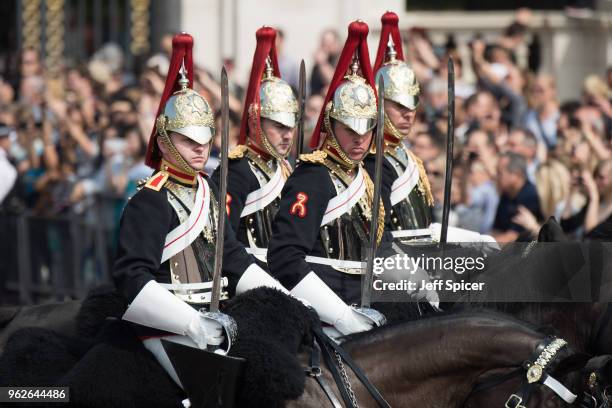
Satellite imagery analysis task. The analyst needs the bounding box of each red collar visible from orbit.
[159,159,197,185]
[247,143,273,162]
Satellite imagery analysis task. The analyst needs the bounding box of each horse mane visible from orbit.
[341,309,543,350]
[457,218,592,321]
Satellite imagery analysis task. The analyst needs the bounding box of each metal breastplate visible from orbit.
[386,146,432,230]
[165,180,229,304]
[319,171,370,266]
[242,157,280,249]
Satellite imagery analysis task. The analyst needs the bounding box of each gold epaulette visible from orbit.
[407,150,434,206]
[298,150,327,164]
[143,171,169,191]
[228,145,247,160]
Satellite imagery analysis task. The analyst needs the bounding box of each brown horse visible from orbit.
[290,312,593,408]
[453,219,612,356]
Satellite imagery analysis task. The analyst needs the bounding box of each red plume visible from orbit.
[238,26,281,145]
[373,11,405,73]
[145,32,195,169]
[310,20,375,149]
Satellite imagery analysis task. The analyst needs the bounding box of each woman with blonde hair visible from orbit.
[536,159,571,219]
[512,158,573,238]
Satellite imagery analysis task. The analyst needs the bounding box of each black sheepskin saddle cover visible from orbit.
[0,285,318,408]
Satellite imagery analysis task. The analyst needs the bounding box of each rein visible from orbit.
[305,328,391,408]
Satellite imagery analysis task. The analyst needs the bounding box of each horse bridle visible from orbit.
[578,355,612,408]
[305,328,392,408]
[471,336,578,408]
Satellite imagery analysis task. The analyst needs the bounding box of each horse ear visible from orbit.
[537,217,568,242]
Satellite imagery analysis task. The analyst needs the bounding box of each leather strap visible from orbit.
[315,329,392,408]
[317,333,357,408]
[306,342,343,408]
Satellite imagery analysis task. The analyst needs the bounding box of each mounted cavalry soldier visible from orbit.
[368,11,497,247]
[267,21,390,336]
[212,26,297,254]
[365,11,434,239]
[113,33,285,402]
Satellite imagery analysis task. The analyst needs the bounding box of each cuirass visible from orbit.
[165,180,227,304]
[242,160,280,248]
[385,146,432,230]
[319,172,370,262]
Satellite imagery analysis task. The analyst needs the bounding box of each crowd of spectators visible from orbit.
[293,11,612,242]
[0,9,611,256]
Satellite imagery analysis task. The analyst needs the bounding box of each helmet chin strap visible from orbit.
[249,106,292,161]
[260,126,293,161]
[156,116,199,175]
[383,114,408,147]
[323,108,371,170]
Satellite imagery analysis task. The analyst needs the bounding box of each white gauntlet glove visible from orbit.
[290,272,384,336]
[236,263,313,308]
[236,263,289,295]
[185,312,225,349]
[333,305,376,335]
[123,280,227,349]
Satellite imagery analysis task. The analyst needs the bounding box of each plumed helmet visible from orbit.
[145,32,216,169]
[373,12,420,111]
[310,20,378,150]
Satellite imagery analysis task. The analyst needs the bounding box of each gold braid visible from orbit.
[156,115,197,176]
[362,168,386,245]
[249,103,294,162]
[321,102,361,170]
[383,114,405,148]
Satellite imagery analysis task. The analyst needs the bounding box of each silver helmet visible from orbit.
[328,60,377,135]
[375,43,420,110]
[158,68,215,145]
[259,60,298,128]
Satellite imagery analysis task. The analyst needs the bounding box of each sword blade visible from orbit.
[361,76,385,308]
[440,57,455,245]
[210,67,230,313]
[295,59,306,160]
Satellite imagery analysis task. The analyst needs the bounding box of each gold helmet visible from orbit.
[158,69,215,146]
[259,60,298,129]
[375,42,420,110]
[327,59,377,136]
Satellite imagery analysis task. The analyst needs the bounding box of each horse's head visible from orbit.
[487,348,612,407]
[468,337,602,408]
